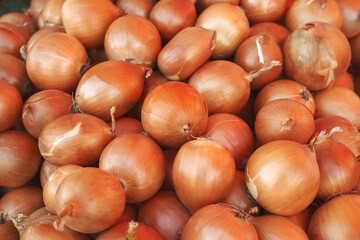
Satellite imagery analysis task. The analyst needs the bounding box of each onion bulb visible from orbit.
[0,12,36,35]
[26,0,49,22]
[0,221,18,240]
[109,117,144,138]
[337,0,360,38]
[333,72,354,90]
[115,0,155,18]
[41,0,65,27]
[239,0,287,23]
[286,207,313,232]
[249,22,290,48]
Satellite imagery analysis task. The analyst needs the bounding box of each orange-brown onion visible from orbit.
[54,168,126,233]
[150,0,197,42]
[308,194,360,239]
[234,34,283,90]
[332,72,354,90]
[26,0,49,22]
[222,171,256,211]
[255,99,315,144]
[283,22,351,91]
[337,0,360,38]
[353,162,360,194]
[138,191,191,240]
[40,161,59,187]
[105,15,161,68]
[41,0,65,27]
[99,134,166,203]
[141,82,208,148]
[195,3,249,59]
[38,113,114,166]
[172,138,235,213]
[75,61,149,121]
[161,149,178,191]
[0,221,18,240]
[0,187,44,223]
[188,60,250,115]
[0,131,41,188]
[0,12,36,35]
[0,23,30,57]
[157,27,215,80]
[115,0,155,18]
[96,221,163,240]
[254,80,315,116]
[350,33,360,69]
[285,0,343,32]
[43,165,82,214]
[0,80,23,132]
[245,140,320,216]
[195,0,239,12]
[314,86,360,129]
[203,113,254,168]
[26,32,88,92]
[239,0,287,23]
[286,207,313,232]
[22,89,75,139]
[249,22,290,48]
[108,117,144,138]
[181,204,258,240]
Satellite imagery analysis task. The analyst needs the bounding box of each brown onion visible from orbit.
[284,22,351,91]
[195,0,239,11]
[0,12,36,35]
[54,168,125,233]
[249,22,290,48]
[239,0,287,23]
[157,27,215,80]
[196,3,249,59]
[138,191,191,240]
[99,133,166,203]
[337,0,360,38]
[26,32,88,92]
[115,0,155,18]
[40,161,59,187]
[161,149,178,191]
[350,33,360,69]
[141,82,208,148]
[246,140,320,215]
[26,0,49,22]
[0,130,41,188]
[22,89,74,138]
[0,23,30,58]
[109,117,144,138]
[286,207,313,232]
[333,72,354,90]
[38,113,114,166]
[75,61,150,121]
[172,138,235,213]
[203,113,254,168]
[308,194,360,239]
[285,0,343,32]
[0,221,18,240]
[41,0,65,27]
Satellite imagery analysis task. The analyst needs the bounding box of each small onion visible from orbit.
[0,23,30,58]
[157,27,215,80]
[115,0,155,18]
[239,0,287,23]
[350,33,360,69]
[109,117,144,138]
[337,0,360,38]
[0,12,36,35]
[39,161,59,187]
[105,15,161,68]
[249,22,290,48]
[196,3,249,59]
[26,0,49,22]
[195,0,239,12]
[41,0,65,27]
[286,207,313,232]
[0,221,18,240]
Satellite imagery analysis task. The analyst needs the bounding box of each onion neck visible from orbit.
[300,88,310,101]
[53,203,74,231]
[80,60,91,76]
[280,118,293,131]
[110,106,116,134]
[309,127,343,148]
[245,60,282,82]
[127,220,138,240]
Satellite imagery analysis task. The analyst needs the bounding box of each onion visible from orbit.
[109,117,144,138]
[0,80,23,132]
[239,0,287,23]
[314,86,360,129]
[203,113,254,168]
[157,27,215,80]
[195,3,249,59]
[181,204,258,240]
[0,23,30,58]
[41,0,65,27]
[54,168,125,233]
[75,61,150,121]
[115,0,155,18]
[96,221,163,240]
[0,131,41,188]
[352,162,360,194]
[141,82,208,148]
[195,0,239,12]
[234,34,283,90]
[161,149,178,191]
[249,22,290,48]
[43,165,82,214]
[26,0,49,22]
[104,15,161,68]
[350,33,360,69]
[172,138,235,213]
[0,221,18,240]
[38,113,114,166]
[285,0,343,32]
[332,72,354,90]
[286,207,313,232]
[150,0,197,42]
[0,12,36,35]
[39,161,59,187]
[99,133,166,203]
[246,140,320,215]
[138,191,191,239]
[22,89,74,138]
[254,79,315,116]
[337,0,360,38]
[308,194,360,239]
[284,22,351,91]
[26,32,88,92]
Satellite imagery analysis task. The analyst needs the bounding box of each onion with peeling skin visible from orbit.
[249,22,290,48]
[40,161,59,187]
[115,0,155,18]
[239,0,287,23]
[0,12,36,35]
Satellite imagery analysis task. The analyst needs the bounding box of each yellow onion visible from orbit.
[0,23,30,58]
[115,0,155,18]
[249,22,290,48]
[0,12,36,35]
[239,0,287,23]
[41,0,65,27]
[337,0,360,38]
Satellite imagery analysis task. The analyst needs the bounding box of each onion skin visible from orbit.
[41,0,65,27]
[350,33,360,69]
[308,194,360,240]
[138,191,191,240]
[109,117,144,138]
[196,3,249,59]
[239,0,287,23]
[181,204,258,240]
[0,131,41,188]
[246,140,320,216]
[284,22,351,91]
[38,113,114,166]
[40,161,59,188]
[333,72,354,90]
[172,138,235,213]
[141,82,208,149]
[157,27,215,80]
[0,12,36,35]
[25,26,65,54]
[115,0,155,18]
[249,22,290,48]
[0,221,18,240]
[337,0,360,38]
[0,23,30,58]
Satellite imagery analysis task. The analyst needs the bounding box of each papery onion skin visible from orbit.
[249,22,290,48]
[0,12,36,35]
[108,117,144,138]
[0,23,30,58]
[0,130,41,188]
[40,161,60,188]
[246,140,320,216]
[308,194,360,240]
[239,0,287,23]
[141,82,208,149]
[337,0,360,38]
[41,0,65,27]
[333,72,354,90]
[350,33,360,69]
[115,0,155,18]
[172,138,235,213]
